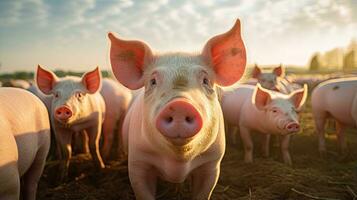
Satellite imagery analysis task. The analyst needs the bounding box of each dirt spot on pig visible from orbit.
[116,50,135,61]
[333,85,340,90]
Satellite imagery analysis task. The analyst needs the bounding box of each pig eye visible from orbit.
[54,92,60,98]
[203,77,209,85]
[150,78,157,86]
[75,92,84,99]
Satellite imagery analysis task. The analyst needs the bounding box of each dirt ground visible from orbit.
[37,97,357,200]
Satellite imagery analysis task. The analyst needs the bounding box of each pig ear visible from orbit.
[252,84,271,110]
[202,19,246,86]
[81,67,102,94]
[273,64,285,77]
[108,32,153,90]
[36,65,58,95]
[252,64,261,79]
[289,84,308,110]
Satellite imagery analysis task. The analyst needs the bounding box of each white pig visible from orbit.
[36,65,105,182]
[100,78,132,161]
[312,77,357,156]
[221,84,307,165]
[0,88,50,200]
[251,64,286,91]
[108,19,246,199]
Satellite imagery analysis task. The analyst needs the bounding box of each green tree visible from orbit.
[310,53,321,71]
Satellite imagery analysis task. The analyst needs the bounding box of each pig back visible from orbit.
[0,88,50,176]
[221,85,255,126]
[312,77,357,126]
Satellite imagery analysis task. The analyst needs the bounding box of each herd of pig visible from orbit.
[1,19,357,200]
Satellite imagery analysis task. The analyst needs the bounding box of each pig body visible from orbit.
[221,84,307,165]
[312,77,357,154]
[100,78,132,160]
[0,88,50,200]
[36,66,105,182]
[27,84,52,110]
[109,19,247,199]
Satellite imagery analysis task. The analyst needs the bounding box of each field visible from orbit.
[35,88,357,200]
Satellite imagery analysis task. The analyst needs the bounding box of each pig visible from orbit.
[108,19,246,199]
[251,64,285,91]
[0,87,50,200]
[312,77,357,156]
[100,78,132,161]
[36,65,105,182]
[221,83,307,165]
[27,84,52,110]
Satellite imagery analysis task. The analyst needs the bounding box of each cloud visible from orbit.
[0,0,48,27]
[0,0,356,72]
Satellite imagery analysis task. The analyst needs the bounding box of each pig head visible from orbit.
[252,64,285,91]
[253,83,308,135]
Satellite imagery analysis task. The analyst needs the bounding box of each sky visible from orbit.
[0,0,356,72]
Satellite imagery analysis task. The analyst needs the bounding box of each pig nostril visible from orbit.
[185,116,193,123]
[56,111,61,115]
[166,116,173,123]
[66,111,70,115]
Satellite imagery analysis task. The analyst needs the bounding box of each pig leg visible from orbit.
[314,112,327,154]
[55,128,73,182]
[225,122,237,145]
[261,134,271,158]
[116,113,126,160]
[86,126,105,169]
[128,162,157,200]
[72,131,89,154]
[22,140,50,200]
[0,164,20,200]
[82,131,90,154]
[191,162,220,200]
[101,118,116,161]
[336,121,347,156]
[239,126,253,163]
[281,135,292,165]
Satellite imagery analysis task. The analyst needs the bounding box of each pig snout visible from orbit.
[156,98,203,140]
[55,105,73,121]
[285,122,300,133]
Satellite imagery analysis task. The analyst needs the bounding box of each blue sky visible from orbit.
[0,0,356,72]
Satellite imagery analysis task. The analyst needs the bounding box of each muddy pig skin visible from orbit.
[0,88,50,200]
[108,19,246,199]
[100,78,132,161]
[312,77,357,155]
[221,84,307,165]
[36,65,105,182]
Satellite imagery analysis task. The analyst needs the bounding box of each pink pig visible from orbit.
[0,88,50,200]
[108,19,246,199]
[36,65,105,182]
[312,77,357,155]
[221,84,307,165]
[251,64,285,91]
[100,78,132,161]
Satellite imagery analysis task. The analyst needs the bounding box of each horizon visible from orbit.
[0,0,356,73]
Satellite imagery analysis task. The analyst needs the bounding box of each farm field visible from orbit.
[37,88,357,200]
